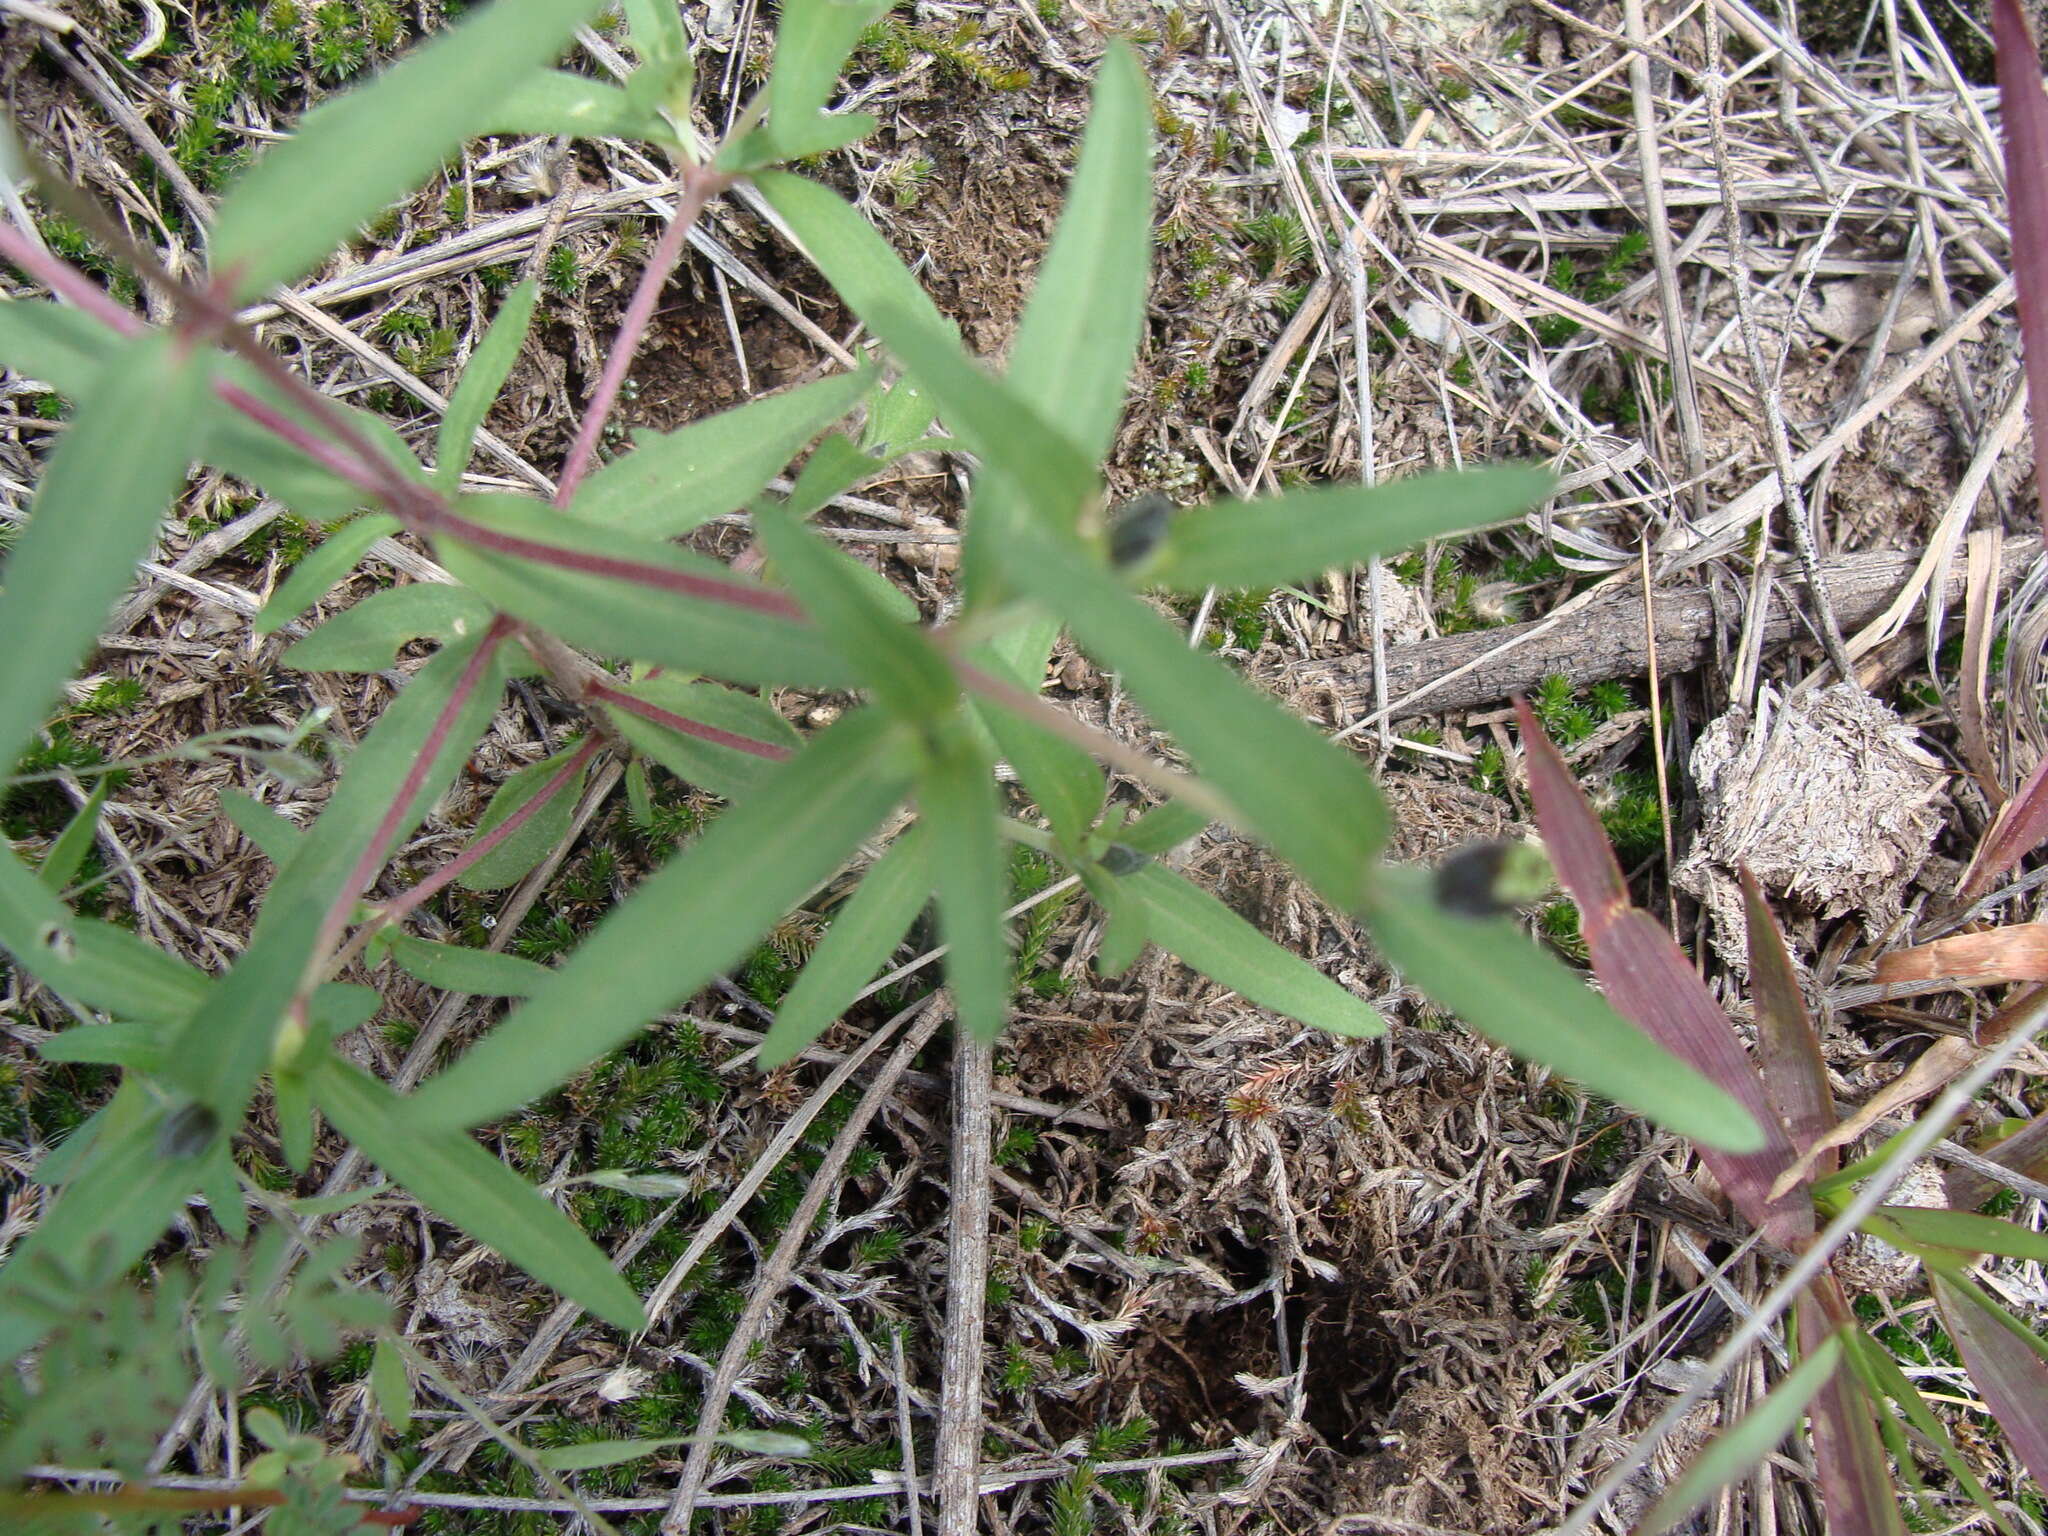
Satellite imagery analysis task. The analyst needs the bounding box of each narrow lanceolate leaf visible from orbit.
[1842,1307,2006,1532]
[456,741,590,891]
[0,332,203,774]
[283,582,497,672]
[572,369,872,535]
[371,1336,413,1434]
[486,70,668,142]
[1004,42,1152,472]
[1742,871,1838,1171]
[752,171,958,352]
[598,675,799,800]
[1130,864,1383,1037]
[1517,703,1793,1217]
[619,0,685,65]
[759,828,930,1067]
[437,280,538,492]
[0,1085,204,1362]
[435,493,854,689]
[921,726,1010,1041]
[256,514,402,634]
[981,704,1103,854]
[209,0,605,300]
[720,0,885,168]
[754,506,956,720]
[535,1436,690,1472]
[1638,1330,1846,1536]
[219,789,307,868]
[863,303,1098,534]
[1865,1205,2048,1263]
[1364,864,1763,1151]
[1144,469,1554,593]
[384,935,553,997]
[1995,0,2048,544]
[1009,529,1385,911]
[313,1059,644,1332]
[1118,798,1210,855]
[34,1020,167,1070]
[0,840,211,1023]
[38,777,109,894]
[408,709,914,1129]
[1934,1275,2048,1491]
[163,634,507,1122]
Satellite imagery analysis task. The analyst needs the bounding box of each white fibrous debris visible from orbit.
[1675,683,1945,972]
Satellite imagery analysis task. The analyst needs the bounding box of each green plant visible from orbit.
[0,1,1766,1526]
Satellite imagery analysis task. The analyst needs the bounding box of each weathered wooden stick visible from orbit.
[1285,546,2035,722]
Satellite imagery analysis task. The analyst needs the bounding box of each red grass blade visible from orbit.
[1742,871,1838,1175]
[1802,1287,1911,1536]
[1517,700,1805,1242]
[1996,0,2048,544]
[1935,1275,2048,1491]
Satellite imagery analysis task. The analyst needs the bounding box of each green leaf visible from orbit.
[371,1336,413,1434]
[599,674,800,800]
[209,0,606,301]
[219,789,307,867]
[0,842,212,1023]
[208,373,427,527]
[620,0,686,65]
[1004,43,1152,473]
[38,776,108,894]
[1078,863,1147,977]
[162,634,507,1122]
[282,582,497,672]
[1638,1332,1845,1536]
[980,705,1102,854]
[1866,1205,2048,1263]
[535,1436,690,1472]
[0,332,204,775]
[313,1058,645,1331]
[276,1066,316,1171]
[1009,529,1385,911]
[719,0,886,167]
[455,741,590,891]
[1129,863,1384,1037]
[0,295,112,393]
[256,515,401,634]
[485,70,667,141]
[922,724,1010,1042]
[753,170,957,352]
[716,1429,816,1458]
[435,493,854,688]
[862,303,1097,534]
[572,368,870,536]
[1843,1322,2007,1530]
[408,709,914,1129]
[1144,468,1555,592]
[0,1084,203,1362]
[1118,798,1208,855]
[754,505,956,719]
[1362,865,1764,1151]
[862,375,938,457]
[436,281,538,492]
[385,934,554,996]
[759,826,930,1067]
[35,1020,166,1070]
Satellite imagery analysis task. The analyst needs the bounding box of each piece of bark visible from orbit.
[1286,547,2034,722]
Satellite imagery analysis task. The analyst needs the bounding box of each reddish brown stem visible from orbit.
[553,161,735,508]
[1,1487,420,1526]
[367,734,604,936]
[437,509,803,619]
[305,616,517,982]
[585,679,794,760]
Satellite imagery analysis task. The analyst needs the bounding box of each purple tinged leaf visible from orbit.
[1800,1289,1911,1536]
[1936,1275,2048,1492]
[1518,702,1803,1240]
[1995,0,2048,545]
[1742,871,1838,1178]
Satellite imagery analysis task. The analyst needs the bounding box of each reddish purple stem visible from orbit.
[1996,0,2048,545]
[375,733,604,930]
[310,616,516,969]
[552,164,734,508]
[585,679,794,760]
[438,509,804,619]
